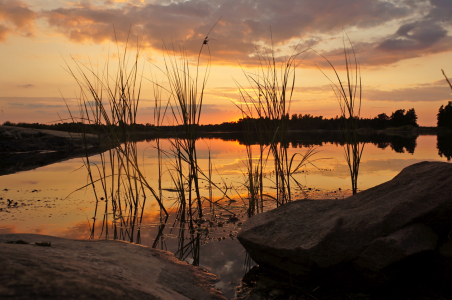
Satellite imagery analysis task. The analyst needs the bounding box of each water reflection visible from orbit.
[2,133,451,300]
[437,133,452,161]
[145,204,248,299]
[74,132,442,298]
[141,131,419,155]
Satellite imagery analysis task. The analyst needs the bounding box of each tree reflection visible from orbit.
[437,134,452,161]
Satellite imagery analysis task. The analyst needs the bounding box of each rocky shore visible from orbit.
[0,126,100,176]
[0,234,225,299]
[238,161,452,299]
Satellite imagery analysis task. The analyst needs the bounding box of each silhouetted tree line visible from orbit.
[195,108,418,132]
[286,109,418,130]
[1,121,429,155]
[2,107,418,135]
[437,101,452,128]
[1,121,154,135]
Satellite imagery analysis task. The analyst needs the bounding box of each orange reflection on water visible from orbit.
[0,135,449,239]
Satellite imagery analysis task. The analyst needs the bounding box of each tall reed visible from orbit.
[442,69,452,91]
[235,41,315,212]
[64,37,167,242]
[151,77,170,244]
[317,36,364,195]
[153,22,217,224]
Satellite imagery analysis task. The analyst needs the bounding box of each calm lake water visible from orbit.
[0,132,450,299]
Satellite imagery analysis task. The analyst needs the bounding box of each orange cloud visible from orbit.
[40,0,446,67]
[0,0,37,41]
[1,0,451,68]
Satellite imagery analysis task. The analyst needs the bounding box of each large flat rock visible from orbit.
[237,161,452,286]
[0,234,225,299]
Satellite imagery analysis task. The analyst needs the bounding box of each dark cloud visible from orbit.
[0,0,38,41]
[0,0,450,67]
[377,21,448,52]
[140,103,233,115]
[8,102,66,109]
[427,0,452,22]
[293,80,452,103]
[365,83,452,103]
[0,97,76,109]
[40,0,418,65]
[309,33,452,69]
[357,0,452,65]
[138,102,239,124]
[17,84,34,88]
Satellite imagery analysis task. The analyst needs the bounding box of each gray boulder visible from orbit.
[0,234,225,299]
[237,161,452,287]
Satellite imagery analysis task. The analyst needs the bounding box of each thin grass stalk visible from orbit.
[151,78,169,230]
[316,34,364,194]
[234,40,309,207]
[154,31,215,225]
[64,36,166,243]
[207,147,213,215]
[442,70,452,90]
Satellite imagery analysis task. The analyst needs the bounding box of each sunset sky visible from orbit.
[1,0,452,126]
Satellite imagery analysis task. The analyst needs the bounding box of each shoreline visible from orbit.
[0,126,100,176]
[1,124,448,177]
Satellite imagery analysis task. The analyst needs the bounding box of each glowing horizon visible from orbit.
[1,0,452,126]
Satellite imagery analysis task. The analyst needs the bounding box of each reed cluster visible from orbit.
[65,27,366,259]
[161,45,209,227]
[235,43,316,215]
[146,29,227,260]
[317,37,364,195]
[64,38,166,242]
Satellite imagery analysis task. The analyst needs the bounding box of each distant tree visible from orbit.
[377,113,390,121]
[283,113,290,121]
[437,101,452,128]
[405,108,418,127]
[390,109,406,127]
[389,109,418,127]
[368,113,390,129]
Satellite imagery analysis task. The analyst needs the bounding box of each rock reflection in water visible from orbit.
[2,133,449,299]
[149,205,250,299]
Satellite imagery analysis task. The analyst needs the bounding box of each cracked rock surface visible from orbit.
[0,234,225,300]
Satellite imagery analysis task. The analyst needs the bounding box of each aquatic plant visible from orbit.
[234,38,315,212]
[317,35,364,195]
[148,20,224,228]
[442,69,452,91]
[63,34,167,242]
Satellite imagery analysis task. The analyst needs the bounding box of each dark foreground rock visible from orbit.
[236,265,452,300]
[238,161,452,291]
[0,234,225,300]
